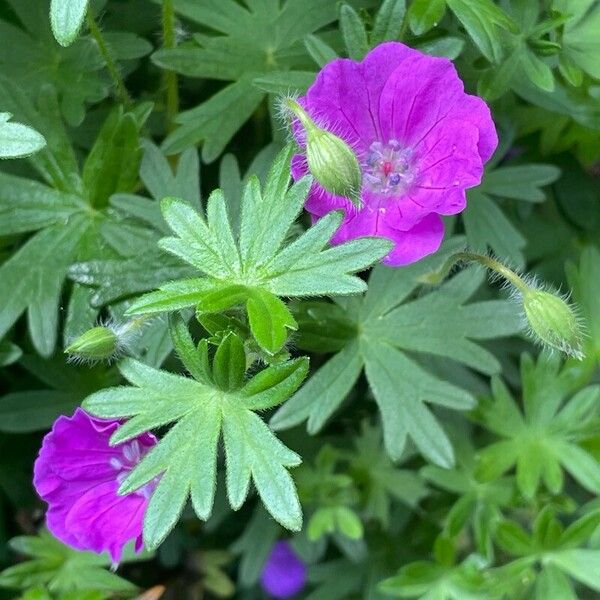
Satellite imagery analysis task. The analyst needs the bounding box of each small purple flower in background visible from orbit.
[291,42,498,266]
[260,540,307,598]
[33,408,157,563]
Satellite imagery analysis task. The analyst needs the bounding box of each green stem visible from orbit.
[423,251,530,294]
[162,0,179,132]
[86,11,132,106]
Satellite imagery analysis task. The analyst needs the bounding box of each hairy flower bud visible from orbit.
[65,326,119,361]
[522,289,584,359]
[283,99,362,207]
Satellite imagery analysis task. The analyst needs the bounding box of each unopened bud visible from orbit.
[65,326,119,361]
[522,289,584,359]
[284,99,362,207]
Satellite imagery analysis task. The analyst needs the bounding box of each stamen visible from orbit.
[109,439,155,498]
[364,139,415,194]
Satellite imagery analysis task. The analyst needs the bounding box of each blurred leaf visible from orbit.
[154,0,363,161]
[371,0,406,44]
[408,0,446,35]
[0,530,136,594]
[339,3,369,60]
[50,0,89,47]
[446,0,516,63]
[0,112,46,158]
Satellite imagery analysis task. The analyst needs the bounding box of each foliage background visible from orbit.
[0,0,599,598]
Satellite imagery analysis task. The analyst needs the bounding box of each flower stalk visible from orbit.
[162,0,179,132]
[86,10,132,107]
[421,251,585,359]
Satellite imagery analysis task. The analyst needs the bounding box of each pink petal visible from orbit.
[64,479,147,563]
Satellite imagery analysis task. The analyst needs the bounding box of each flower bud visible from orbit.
[65,326,119,362]
[284,99,362,207]
[522,289,584,359]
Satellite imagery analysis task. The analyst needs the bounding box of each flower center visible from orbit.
[109,439,155,499]
[364,140,415,194]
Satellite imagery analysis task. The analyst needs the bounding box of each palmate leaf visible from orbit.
[126,144,391,354]
[69,141,201,307]
[0,530,136,594]
[271,237,523,467]
[474,352,600,498]
[0,0,151,126]
[0,103,154,355]
[83,320,310,548]
[151,0,373,160]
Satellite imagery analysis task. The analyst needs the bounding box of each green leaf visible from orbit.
[128,145,390,352]
[494,520,533,556]
[0,530,136,593]
[0,340,21,367]
[0,1,150,127]
[0,220,89,356]
[482,164,561,202]
[475,354,600,497]
[446,0,516,62]
[363,342,464,466]
[50,0,89,46]
[304,34,338,67]
[169,313,212,384]
[212,332,246,391]
[163,77,263,161]
[271,341,363,432]
[535,565,577,600]
[463,189,526,265]
[554,442,600,494]
[0,112,46,158]
[0,172,82,235]
[83,335,308,545]
[82,107,144,209]
[408,0,446,35]
[339,3,369,60]
[557,0,600,79]
[247,289,298,354]
[154,0,355,161]
[566,246,600,361]
[274,242,521,465]
[549,549,600,592]
[371,0,406,44]
[252,71,315,94]
[0,391,80,433]
[416,35,465,59]
[519,47,554,92]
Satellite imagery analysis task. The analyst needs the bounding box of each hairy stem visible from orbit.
[423,251,529,293]
[162,0,179,132]
[86,11,132,106]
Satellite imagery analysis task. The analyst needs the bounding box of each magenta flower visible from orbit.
[33,408,157,563]
[260,540,307,598]
[291,42,497,266]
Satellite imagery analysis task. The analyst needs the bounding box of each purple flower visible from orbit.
[260,540,307,598]
[291,42,497,266]
[33,408,157,563]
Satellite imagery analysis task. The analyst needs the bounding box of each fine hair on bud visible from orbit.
[519,284,586,360]
[277,96,363,207]
[65,317,147,365]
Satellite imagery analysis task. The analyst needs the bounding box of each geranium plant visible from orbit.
[0,1,599,598]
